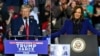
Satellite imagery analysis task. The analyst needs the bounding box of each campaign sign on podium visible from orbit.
[4,40,48,54]
[59,35,99,56]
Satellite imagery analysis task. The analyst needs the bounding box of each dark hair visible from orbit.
[71,5,84,21]
[94,2,100,14]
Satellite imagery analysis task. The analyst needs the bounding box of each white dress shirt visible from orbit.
[23,18,29,26]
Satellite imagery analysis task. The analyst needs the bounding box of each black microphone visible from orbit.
[24,17,28,23]
[24,17,27,19]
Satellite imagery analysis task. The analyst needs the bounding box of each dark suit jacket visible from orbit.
[11,17,40,39]
[51,19,100,38]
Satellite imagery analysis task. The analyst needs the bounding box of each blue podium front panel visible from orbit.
[4,40,48,54]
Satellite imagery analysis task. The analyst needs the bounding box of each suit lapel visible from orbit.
[20,17,25,35]
[20,17,24,25]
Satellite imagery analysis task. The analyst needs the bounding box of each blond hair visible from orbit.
[21,4,31,11]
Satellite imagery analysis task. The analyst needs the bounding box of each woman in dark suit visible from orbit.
[51,5,100,38]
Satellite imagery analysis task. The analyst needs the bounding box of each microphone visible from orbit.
[24,17,27,19]
[24,17,28,24]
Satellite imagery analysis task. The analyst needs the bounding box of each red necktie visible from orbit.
[25,20,29,40]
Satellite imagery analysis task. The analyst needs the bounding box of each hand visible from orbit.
[19,25,24,32]
[9,13,13,17]
[9,10,14,17]
[82,6,86,11]
[9,10,14,13]
[52,18,56,26]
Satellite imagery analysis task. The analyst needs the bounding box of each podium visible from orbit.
[58,35,99,56]
[4,35,49,56]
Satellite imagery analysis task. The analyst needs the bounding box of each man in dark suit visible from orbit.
[11,5,40,40]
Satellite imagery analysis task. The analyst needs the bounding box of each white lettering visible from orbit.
[16,43,37,52]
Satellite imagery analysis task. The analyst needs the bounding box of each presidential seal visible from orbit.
[71,38,86,53]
